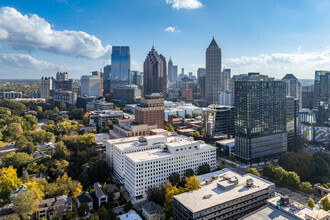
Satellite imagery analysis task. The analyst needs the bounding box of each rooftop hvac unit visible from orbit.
[206,179,212,184]
[246,178,254,187]
[212,175,219,180]
[203,194,212,199]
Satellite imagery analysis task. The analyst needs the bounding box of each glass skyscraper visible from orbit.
[235,73,287,162]
[103,65,111,94]
[313,71,329,125]
[111,46,131,83]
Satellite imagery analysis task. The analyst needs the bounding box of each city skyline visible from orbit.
[2,1,330,79]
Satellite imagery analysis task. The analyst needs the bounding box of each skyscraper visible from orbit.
[55,72,73,91]
[235,73,287,162]
[173,65,178,82]
[103,65,111,94]
[111,46,131,83]
[168,58,174,82]
[143,46,166,97]
[160,54,167,98]
[313,71,329,125]
[286,97,299,151]
[81,72,101,97]
[223,69,231,90]
[282,74,302,109]
[206,37,223,104]
[40,77,54,101]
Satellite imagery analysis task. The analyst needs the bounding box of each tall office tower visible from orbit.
[313,71,329,125]
[135,93,164,129]
[206,37,223,105]
[129,71,143,86]
[223,69,231,90]
[302,84,314,109]
[159,54,167,97]
[41,77,54,101]
[197,68,206,78]
[198,75,206,100]
[81,72,101,97]
[282,74,302,110]
[173,65,178,82]
[55,72,73,91]
[235,73,287,162]
[286,97,300,151]
[143,46,166,97]
[168,58,174,82]
[111,46,131,84]
[103,65,111,94]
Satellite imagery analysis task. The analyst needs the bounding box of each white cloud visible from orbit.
[0,54,78,71]
[224,50,330,79]
[0,7,111,59]
[131,60,143,72]
[166,0,202,10]
[164,26,180,33]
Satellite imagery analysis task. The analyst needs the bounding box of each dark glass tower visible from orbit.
[103,65,111,94]
[313,71,329,125]
[111,46,130,84]
[143,46,166,97]
[234,73,287,162]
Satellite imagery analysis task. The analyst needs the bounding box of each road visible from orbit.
[0,144,15,159]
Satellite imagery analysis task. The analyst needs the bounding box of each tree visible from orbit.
[229,155,237,162]
[65,212,74,220]
[50,160,69,177]
[78,203,89,216]
[185,113,192,119]
[284,171,300,188]
[148,187,166,206]
[114,118,120,124]
[53,141,68,159]
[263,163,275,178]
[314,156,330,180]
[53,107,60,114]
[97,207,110,220]
[307,197,315,208]
[320,196,330,211]
[198,163,211,175]
[27,162,47,174]
[164,123,175,132]
[184,175,201,191]
[274,167,287,183]
[0,166,22,202]
[15,136,29,151]
[247,168,261,177]
[103,120,113,132]
[20,142,38,154]
[169,172,180,186]
[218,163,226,170]
[2,152,34,174]
[185,169,194,177]
[190,131,200,139]
[164,182,184,214]
[3,123,23,142]
[124,201,133,213]
[13,189,40,220]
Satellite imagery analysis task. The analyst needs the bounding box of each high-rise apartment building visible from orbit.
[81,72,101,97]
[55,72,73,91]
[235,73,287,162]
[103,65,111,94]
[135,93,164,129]
[223,69,231,90]
[206,37,223,104]
[302,84,314,109]
[286,97,299,151]
[282,74,302,109]
[41,77,54,101]
[143,46,166,97]
[111,46,131,83]
[313,71,329,125]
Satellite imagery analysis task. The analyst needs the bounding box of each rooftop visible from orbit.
[118,210,142,220]
[126,142,214,163]
[174,169,274,213]
[241,205,297,220]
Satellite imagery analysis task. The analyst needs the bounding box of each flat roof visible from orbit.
[241,205,297,220]
[216,139,235,145]
[174,169,274,213]
[126,143,214,162]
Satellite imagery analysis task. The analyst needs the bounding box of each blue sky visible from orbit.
[1,0,330,79]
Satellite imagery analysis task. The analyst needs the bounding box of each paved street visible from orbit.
[0,144,15,159]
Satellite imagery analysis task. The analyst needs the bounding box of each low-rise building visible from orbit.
[172,169,275,220]
[125,139,217,200]
[94,182,108,207]
[215,138,235,157]
[89,110,124,132]
[86,99,114,112]
[36,195,73,220]
[181,88,193,100]
[53,90,77,105]
[77,192,93,210]
[106,184,121,200]
[110,120,157,139]
[3,91,23,99]
[118,210,143,220]
[142,201,165,220]
[113,85,141,103]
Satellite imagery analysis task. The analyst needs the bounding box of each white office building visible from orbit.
[218,90,233,106]
[81,73,101,97]
[124,139,217,200]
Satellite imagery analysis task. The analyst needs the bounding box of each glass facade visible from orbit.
[235,77,287,161]
[313,71,329,125]
[111,46,131,83]
[103,65,111,94]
